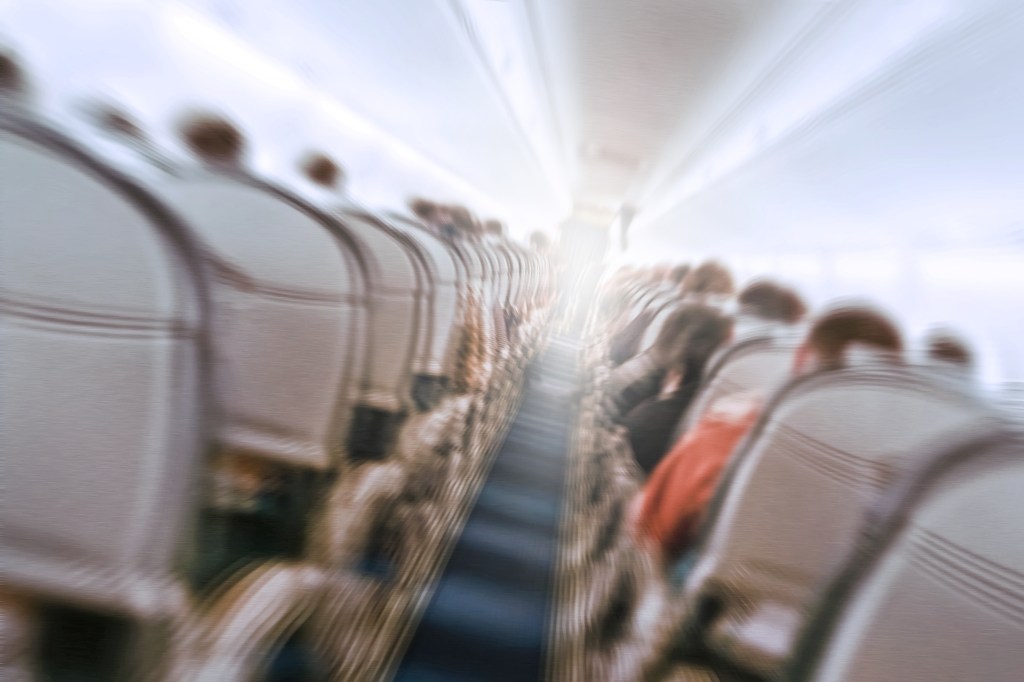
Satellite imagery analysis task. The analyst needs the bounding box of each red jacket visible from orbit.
[633,394,761,562]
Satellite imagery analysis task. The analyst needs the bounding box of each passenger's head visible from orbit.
[667,263,691,286]
[529,230,551,252]
[84,101,146,141]
[652,303,734,374]
[409,198,440,224]
[796,305,903,373]
[924,328,974,369]
[738,280,807,324]
[300,151,344,189]
[178,111,245,166]
[0,49,31,104]
[448,205,479,237]
[484,219,505,238]
[681,260,735,297]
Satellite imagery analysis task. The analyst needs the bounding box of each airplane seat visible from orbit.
[637,298,683,354]
[569,517,691,682]
[386,215,478,399]
[789,430,1024,682]
[162,560,328,682]
[676,364,998,680]
[602,350,664,422]
[144,121,370,590]
[345,212,438,403]
[675,332,803,438]
[1,111,209,674]
[306,571,396,679]
[569,428,642,569]
[609,297,664,366]
[324,211,423,463]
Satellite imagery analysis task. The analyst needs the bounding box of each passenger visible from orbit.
[631,305,903,568]
[924,327,975,382]
[529,230,551,253]
[666,263,691,287]
[621,307,734,475]
[605,265,690,364]
[606,304,731,420]
[483,219,506,238]
[301,151,346,191]
[410,198,450,238]
[925,328,972,366]
[177,111,246,168]
[607,296,662,366]
[409,197,439,223]
[680,260,735,299]
[298,150,360,210]
[76,100,178,175]
[737,279,807,324]
[0,49,35,112]
[448,205,481,239]
[733,279,808,338]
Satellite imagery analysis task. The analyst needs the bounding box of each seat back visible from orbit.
[455,241,495,349]
[796,433,1024,682]
[637,297,678,351]
[342,211,435,385]
[387,218,461,391]
[500,242,522,309]
[1,115,208,615]
[679,334,801,434]
[155,172,364,469]
[683,366,995,675]
[333,212,422,416]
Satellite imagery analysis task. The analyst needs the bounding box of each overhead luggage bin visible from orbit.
[0,112,209,617]
[152,119,365,471]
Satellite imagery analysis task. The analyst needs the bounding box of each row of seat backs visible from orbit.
[787,429,1024,681]
[676,361,1001,679]
[0,109,536,617]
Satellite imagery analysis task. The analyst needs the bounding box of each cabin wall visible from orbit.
[631,0,1024,387]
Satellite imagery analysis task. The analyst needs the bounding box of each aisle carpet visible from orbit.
[392,335,581,682]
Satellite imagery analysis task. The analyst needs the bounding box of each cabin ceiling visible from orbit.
[7,0,834,229]
[527,0,825,210]
[8,0,1001,243]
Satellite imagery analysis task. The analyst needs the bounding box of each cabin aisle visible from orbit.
[392,335,581,682]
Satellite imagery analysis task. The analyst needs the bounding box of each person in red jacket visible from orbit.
[631,304,904,566]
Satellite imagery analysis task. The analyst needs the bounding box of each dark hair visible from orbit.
[448,205,478,236]
[530,231,551,251]
[653,304,734,373]
[806,305,903,369]
[178,111,245,164]
[0,51,26,94]
[682,260,735,296]
[484,219,505,237]
[738,280,807,323]
[667,263,691,285]
[300,151,343,188]
[925,330,973,367]
[409,198,439,222]
[102,108,144,139]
